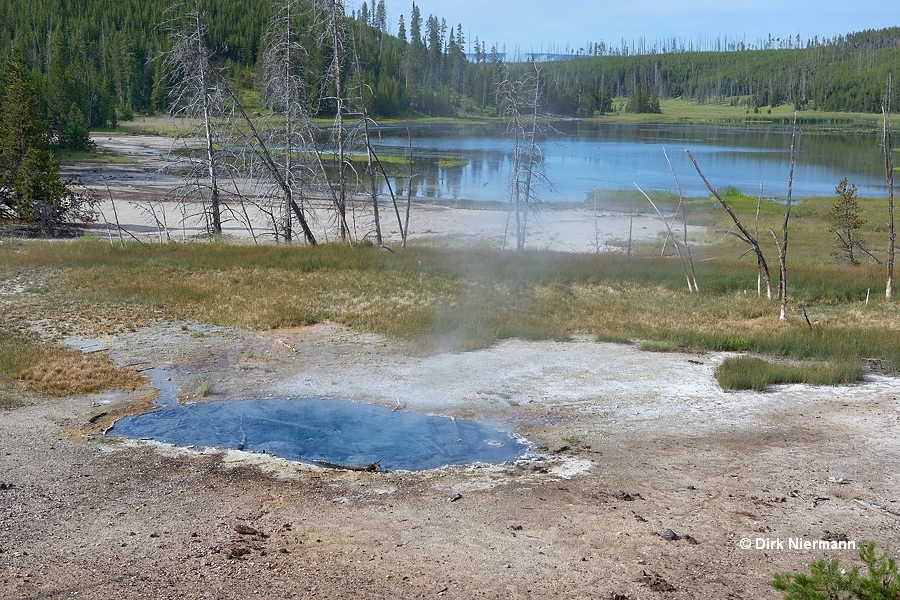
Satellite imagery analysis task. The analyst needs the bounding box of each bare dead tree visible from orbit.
[303,119,351,239]
[686,149,773,298]
[224,78,318,245]
[358,111,412,248]
[496,59,548,250]
[345,29,385,247]
[160,1,226,236]
[402,129,414,249]
[261,0,320,243]
[97,175,146,247]
[220,170,263,245]
[361,111,383,245]
[884,73,895,299]
[317,0,351,242]
[663,149,699,291]
[772,113,800,321]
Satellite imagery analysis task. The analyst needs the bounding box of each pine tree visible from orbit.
[375,0,386,33]
[0,50,66,225]
[397,14,406,44]
[58,103,93,152]
[829,177,867,265]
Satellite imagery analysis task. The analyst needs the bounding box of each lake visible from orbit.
[357,121,889,203]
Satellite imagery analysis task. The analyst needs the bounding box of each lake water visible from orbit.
[361,121,889,203]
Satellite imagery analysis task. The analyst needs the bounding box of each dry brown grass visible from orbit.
[2,239,900,372]
[15,348,145,397]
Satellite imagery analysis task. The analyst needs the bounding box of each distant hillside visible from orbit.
[534,27,900,116]
[1,0,897,127]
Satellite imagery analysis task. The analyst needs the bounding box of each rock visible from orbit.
[234,524,262,536]
[227,547,251,559]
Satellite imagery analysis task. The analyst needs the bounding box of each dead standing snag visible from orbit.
[883,73,895,299]
[160,1,226,236]
[686,149,772,299]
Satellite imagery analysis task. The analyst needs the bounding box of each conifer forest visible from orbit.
[1,0,898,132]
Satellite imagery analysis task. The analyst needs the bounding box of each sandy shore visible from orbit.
[67,134,697,253]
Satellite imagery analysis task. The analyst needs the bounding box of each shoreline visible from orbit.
[56,133,701,252]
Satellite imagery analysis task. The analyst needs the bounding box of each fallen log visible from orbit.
[314,460,381,472]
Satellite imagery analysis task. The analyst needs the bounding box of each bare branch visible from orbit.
[686,149,772,298]
[664,148,698,291]
[636,184,695,293]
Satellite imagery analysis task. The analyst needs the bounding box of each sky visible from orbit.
[374,0,895,56]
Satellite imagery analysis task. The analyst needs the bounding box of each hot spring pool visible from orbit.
[107,396,527,471]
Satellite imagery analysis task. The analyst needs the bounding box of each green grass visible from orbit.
[53,147,135,164]
[0,332,48,381]
[715,355,865,391]
[600,98,887,130]
[437,157,468,168]
[195,380,213,397]
[92,101,891,139]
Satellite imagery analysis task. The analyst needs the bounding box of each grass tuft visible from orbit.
[195,380,213,398]
[715,356,864,391]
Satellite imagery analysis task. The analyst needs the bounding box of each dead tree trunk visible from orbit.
[496,59,546,251]
[362,112,382,245]
[304,120,351,240]
[163,1,224,236]
[776,114,799,321]
[755,184,764,296]
[664,148,698,291]
[686,150,772,298]
[519,62,543,250]
[402,130,413,249]
[262,0,315,244]
[200,74,221,233]
[636,184,695,293]
[224,79,317,245]
[326,1,349,242]
[361,122,407,248]
[884,74,895,300]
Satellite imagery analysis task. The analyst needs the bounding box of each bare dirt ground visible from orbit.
[2,134,899,599]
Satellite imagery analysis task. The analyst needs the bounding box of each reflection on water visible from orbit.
[340,121,888,202]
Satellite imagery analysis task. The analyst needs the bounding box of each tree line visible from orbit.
[535,36,900,116]
[1,0,898,131]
